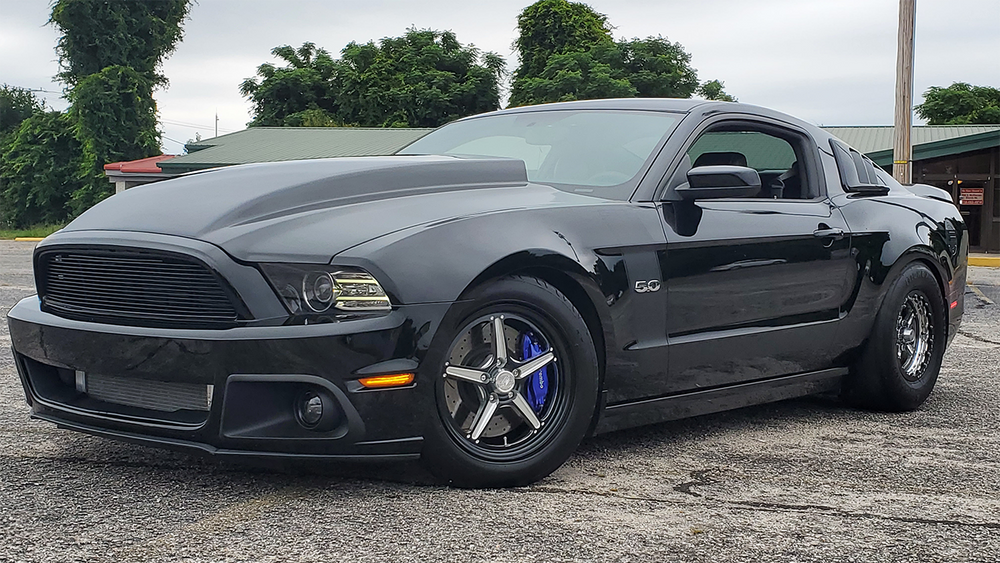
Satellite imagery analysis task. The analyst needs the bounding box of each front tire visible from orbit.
[844,263,946,411]
[421,275,599,488]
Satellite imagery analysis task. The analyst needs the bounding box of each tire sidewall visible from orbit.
[864,263,947,410]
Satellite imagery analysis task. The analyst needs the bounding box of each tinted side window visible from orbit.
[686,129,809,199]
[688,131,796,172]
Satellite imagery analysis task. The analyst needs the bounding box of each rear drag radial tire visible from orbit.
[844,263,946,411]
[420,275,599,488]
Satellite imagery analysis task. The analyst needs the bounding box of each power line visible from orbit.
[161,135,189,149]
[161,118,215,129]
[4,85,65,111]
[4,86,63,95]
[161,118,237,134]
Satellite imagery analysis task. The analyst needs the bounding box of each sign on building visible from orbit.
[959,187,984,206]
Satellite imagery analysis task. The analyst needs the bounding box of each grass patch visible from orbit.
[0,224,65,240]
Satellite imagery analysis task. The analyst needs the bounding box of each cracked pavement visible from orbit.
[2,240,999,562]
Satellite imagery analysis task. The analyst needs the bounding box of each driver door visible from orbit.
[659,124,855,392]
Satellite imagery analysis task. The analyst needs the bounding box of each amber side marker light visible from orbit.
[358,373,415,389]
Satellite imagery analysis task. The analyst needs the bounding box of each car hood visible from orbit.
[62,155,584,263]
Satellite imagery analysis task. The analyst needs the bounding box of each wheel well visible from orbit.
[912,258,948,302]
[459,260,608,392]
[518,266,607,381]
[459,261,610,435]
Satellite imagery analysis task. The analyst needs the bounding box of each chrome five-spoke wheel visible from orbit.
[422,275,599,487]
[442,313,562,452]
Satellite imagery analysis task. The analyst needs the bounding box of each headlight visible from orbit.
[259,264,392,314]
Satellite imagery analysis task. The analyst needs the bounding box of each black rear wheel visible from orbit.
[844,263,946,411]
[421,276,599,488]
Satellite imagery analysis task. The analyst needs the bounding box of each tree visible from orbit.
[512,45,636,104]
[509,0,732,107]
[67,66,160,214]
[337,29,505,128]
[240,29,505,128]
[511,36,702,106]
[0,85,43,140]
[48,0,190,213]
[0,112,83,228]
[613,36,700,98]
[697,79,737,102]
[240,43,340,127]
[915,82,1000,125]
[50,0,192,86]
[512,0,612,83]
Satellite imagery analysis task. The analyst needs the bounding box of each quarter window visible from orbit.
[830,139,889,193]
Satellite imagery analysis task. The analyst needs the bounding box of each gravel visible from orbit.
[2,239,999,562]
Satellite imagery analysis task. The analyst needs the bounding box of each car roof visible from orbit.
[459,98,710,119]
[454,99,826,135]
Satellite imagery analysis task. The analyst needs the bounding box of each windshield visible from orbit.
[399,110,680,197]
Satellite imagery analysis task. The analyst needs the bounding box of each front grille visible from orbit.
[86,373,213,412]
[37,247,243,328]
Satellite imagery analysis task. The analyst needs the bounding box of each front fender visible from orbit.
[334,201,666,406]
[333,203,649,306]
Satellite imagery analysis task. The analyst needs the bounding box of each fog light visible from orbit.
[296,391,324,428]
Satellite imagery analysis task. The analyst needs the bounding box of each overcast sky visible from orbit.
[2,0,998,155]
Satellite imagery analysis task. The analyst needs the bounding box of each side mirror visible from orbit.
[676,165,762,200]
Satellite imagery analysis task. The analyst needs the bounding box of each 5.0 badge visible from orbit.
[634,280,661,293]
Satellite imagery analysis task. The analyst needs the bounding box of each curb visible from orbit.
[969,256,1000,268]
[12,237,45,242]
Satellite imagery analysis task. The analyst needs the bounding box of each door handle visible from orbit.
[813,227,845,240]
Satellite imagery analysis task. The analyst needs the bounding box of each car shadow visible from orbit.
[45,393,858,490]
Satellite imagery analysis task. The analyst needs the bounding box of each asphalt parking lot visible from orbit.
[2,239,999,562]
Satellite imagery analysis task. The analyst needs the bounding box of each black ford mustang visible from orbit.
[8,99,967,487]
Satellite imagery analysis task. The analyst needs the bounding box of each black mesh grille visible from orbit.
[37,248,244,328]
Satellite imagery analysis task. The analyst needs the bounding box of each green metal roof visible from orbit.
[159,127,434,173]
[823,125,1000,166]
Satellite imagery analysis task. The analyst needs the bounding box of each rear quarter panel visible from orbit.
[832,190,967,358]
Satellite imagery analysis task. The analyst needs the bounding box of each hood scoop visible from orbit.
[65,156,529,239]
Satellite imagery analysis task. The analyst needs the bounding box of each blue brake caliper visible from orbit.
[520,332,549,413]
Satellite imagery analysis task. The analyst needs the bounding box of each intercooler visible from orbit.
[81,372,213,413]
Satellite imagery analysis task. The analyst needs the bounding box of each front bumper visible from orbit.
[8,296,452,461]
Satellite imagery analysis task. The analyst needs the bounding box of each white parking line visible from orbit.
[969,283,995,306]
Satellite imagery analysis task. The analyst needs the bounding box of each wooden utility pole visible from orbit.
[893,0,916,184]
